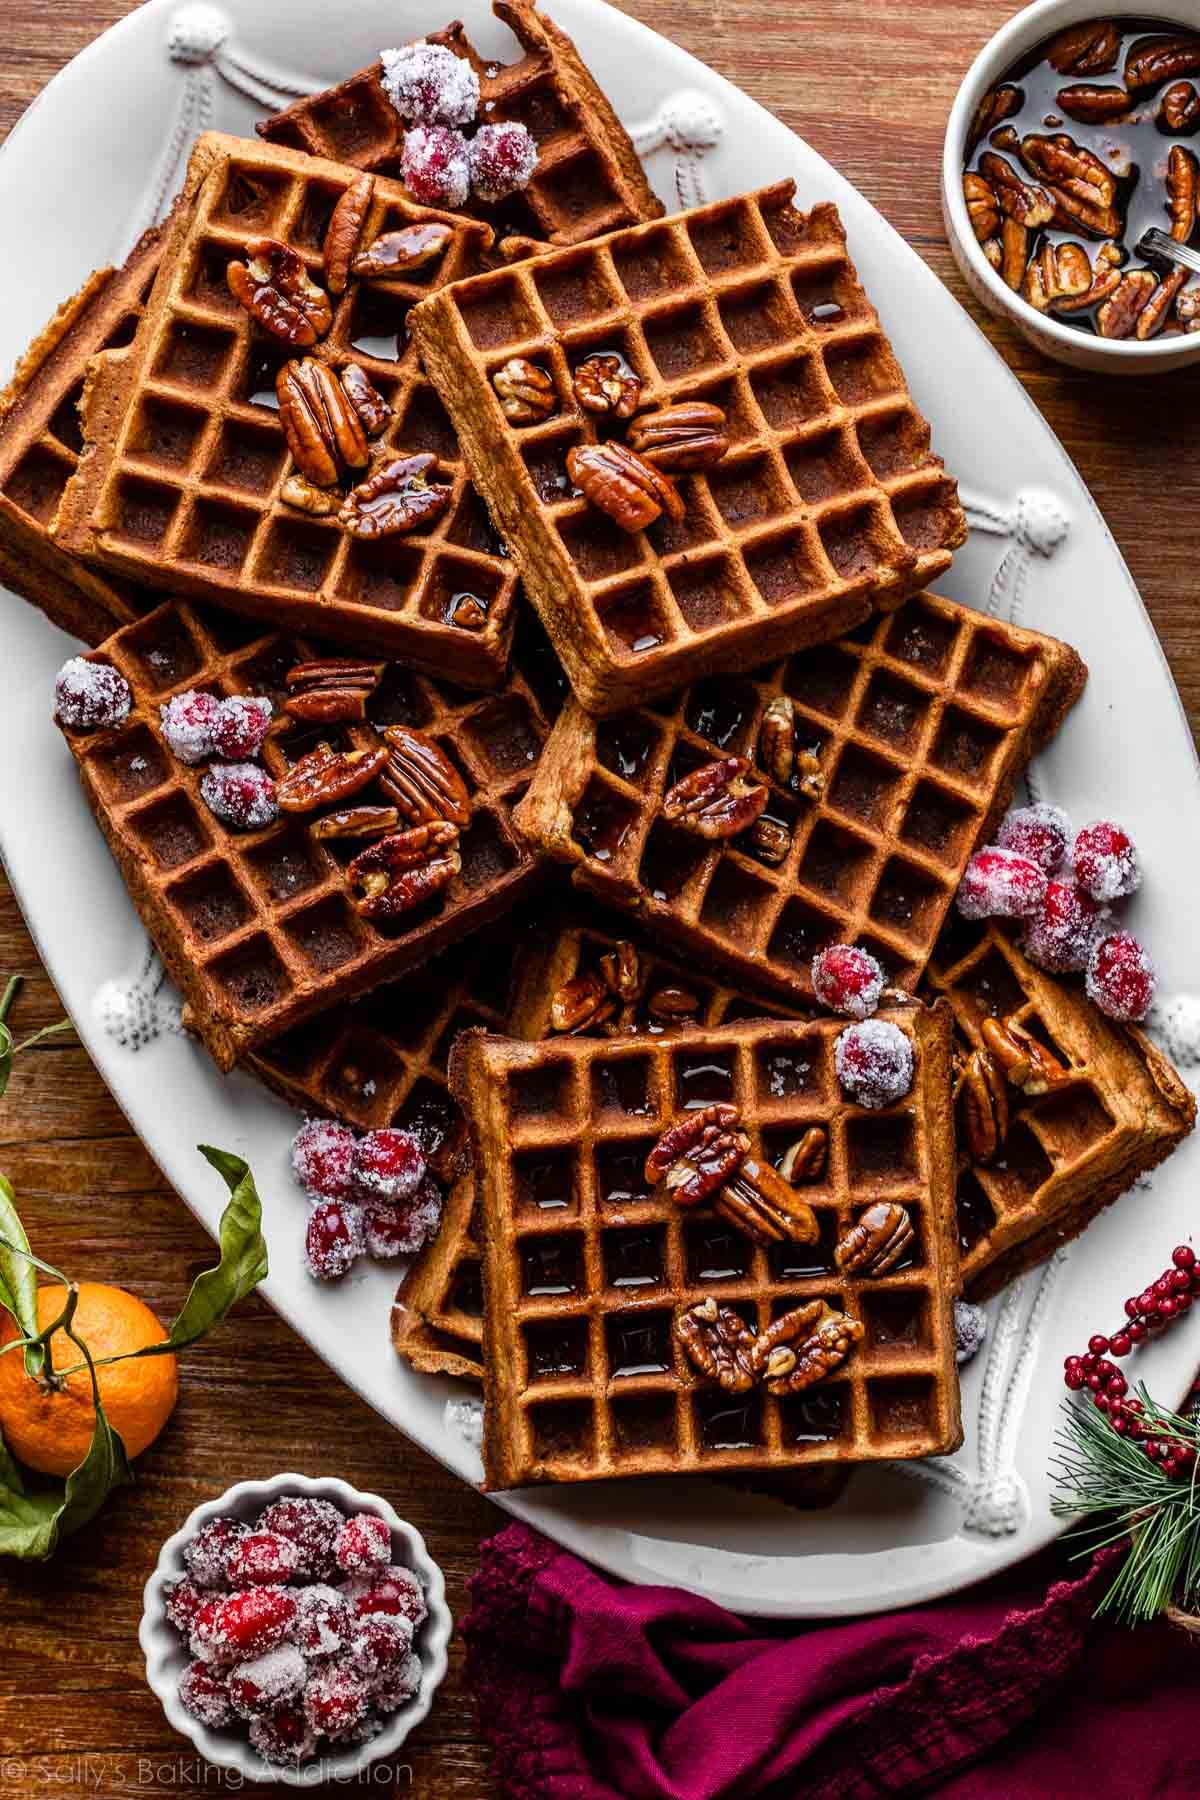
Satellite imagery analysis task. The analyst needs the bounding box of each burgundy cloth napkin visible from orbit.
[463,1522,1200,1798]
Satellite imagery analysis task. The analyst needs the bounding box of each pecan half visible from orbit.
[567,441,683,532]
[645,1104,749,1207]
[776,1128,827,1184]
[1096,268,1158,338]
[752,1301,863,1397]
[379,724,471,828]
[717,1155,820,1247]
[626,402,730,472]
[1125,34,1200,92]
[980,1016,1069,1096]
[967,83,1023,153]
[963,171,1001,243]
[1137,266,1188,340]
[646,985,701,1023]
[1177,285,1200,328]
[978,152,1055,228]
[759,695,796,786]
[1056,83,1131,123]
[676,1298,757,1393]
[955,1047,1009,1163]
[324,174,374,296]
[982,238,1004,273]
[311,805,400,841]
[999,217,1030,290]
[1047,20,1120,75]
[276,741,388,814]
[1055,241,1124,312]
[1161,81,1200,133]
[795,746,825,802]
[227,238,333,346]
[662,755,769,840]
[550,971,616,1034]
[348,821,461,922]
[281,473,339,515]
[277,358,370,487]
[1019,133,1120,237]
[748,817,791,865]
[834,1202,914,1277]
[353,223,454,280]
[1022,240,1092,311]
[1167,145,1199,242]
[340,363,392,437]
[451,594,489,631]
[284,659,385,723]
[571,353,642,419]
[340,454,452,539]
[599,940,640,1001]
[492,357,557,425]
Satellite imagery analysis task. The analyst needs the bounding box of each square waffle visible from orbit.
[53,133,523,688]
[0,226,164,645]
[929,923,1195,1301]
[514,590,1086,1011]
[451,1006,962,1488]
[411,181,968,713]
[258,0,662,247]
[57,598,558,1069]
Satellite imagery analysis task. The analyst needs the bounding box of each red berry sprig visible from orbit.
[1063,1245,1199,1480]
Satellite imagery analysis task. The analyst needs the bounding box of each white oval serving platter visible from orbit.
[1,0,1198,1619]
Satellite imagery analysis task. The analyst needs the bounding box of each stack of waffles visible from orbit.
[10,1,1193,1497]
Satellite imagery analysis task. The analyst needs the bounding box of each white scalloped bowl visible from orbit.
[942,0,1200,372]
[139,1473,451,1787]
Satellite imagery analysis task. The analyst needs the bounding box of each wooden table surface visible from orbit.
[1,3,1197,1795]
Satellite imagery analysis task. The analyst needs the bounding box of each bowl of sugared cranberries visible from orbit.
[140,1472,450,1785]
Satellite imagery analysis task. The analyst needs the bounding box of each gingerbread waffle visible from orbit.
[53,133,523,687]
[0,226,164,645]
[928,922,1195,1301]
[451,1006,961,1488]
[514,591,1086,1012]
[412,181,967,713]
[57,598,558,1069]
[258,0,662,247]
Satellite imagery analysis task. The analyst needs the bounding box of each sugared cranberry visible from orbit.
[191,1596,239,1668]
[401,124,470,208]
[213,1587,298,1659]
[468,122,538,202]
[294,1584,353,1658]
[1073,821,1141,902]
[178,1659,234,1728]
[345,1564,427,1627]
[291,1118,358,1204]
[373,1650,423,1714]
[380,40,480,124]
[257,1495,343,1580]
[834,1020,914,1109]
[1023,880,1107,973]
[160,688,220,763]
[200,762,278,831]
[353,1128,426,1204]
[363,1176,443,1260]
[303,1662,371,1740]
[184,1515,248,1589]
[348,1613,413,1682]
[811,944,884,1019]
[225,1531,301,1588]
[248,1704,320,1768]
[55,656,132,731]
[305,1200,365,1282]
[334,1512,392,1576]
[164,1576,207,1635]
[212,694,273,761]
[228,1644,307,1719]
[1086,931,1155,1022]
[997,803,1071,874]
[957,847,1048,920]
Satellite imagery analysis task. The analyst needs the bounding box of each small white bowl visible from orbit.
[942,0,1200,372]
[140,1472,452,1788]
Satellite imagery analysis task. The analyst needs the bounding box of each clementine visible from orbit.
[0,1281,178,1476]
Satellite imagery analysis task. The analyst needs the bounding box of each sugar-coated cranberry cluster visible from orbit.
[379,40,537,210]
[957,804,1154,1022]
[156,685,277,832]
[166,1497,426,1768]
[291,1118,443,1282]
[1063,1245,1200,1480]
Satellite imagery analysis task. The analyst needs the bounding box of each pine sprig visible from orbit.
[1051,1387,1200,1624]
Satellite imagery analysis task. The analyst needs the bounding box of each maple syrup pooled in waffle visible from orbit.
[53,134,524,688]
[0,226,164,645]
[451,1008,962,1489]
[411,181,968,713]
[929,921,1195,1302]
[259,0,662,247]
[514,590,1086,1012]
[56,598,559,1070]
